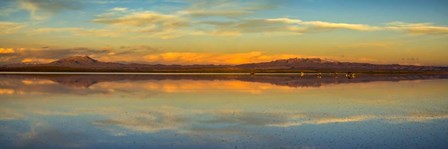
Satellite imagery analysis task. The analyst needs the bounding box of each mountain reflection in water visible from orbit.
[0,74,447,149]
[1,73,447,88]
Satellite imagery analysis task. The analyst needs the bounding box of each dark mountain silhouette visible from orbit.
[236,58,448,72]
[49,56,126,68]
[1,56,447,73]
[49,56,100,65]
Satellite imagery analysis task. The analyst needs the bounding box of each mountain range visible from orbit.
[1,55,447,73]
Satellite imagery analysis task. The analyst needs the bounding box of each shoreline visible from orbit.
[1,71,447,75]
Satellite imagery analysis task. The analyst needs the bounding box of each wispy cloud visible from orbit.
[92,11,188,38]
[0,108,24,120]
[385,22,448,35]
[33,27,121,37]
[299,21,380,31]
[0,0,19,16]
[179,0,288,17]
[200,18,448,36]
[0,21,24,34]
[92,107,448,135]
[109,7,128,12]
[197,18,381,36]
[18,0,82,20]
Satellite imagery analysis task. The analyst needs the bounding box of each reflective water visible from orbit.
[0,74,447,149]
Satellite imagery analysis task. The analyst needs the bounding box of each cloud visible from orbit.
[179,9,250,17]
[197,18,380,36]
[0,0,19,16]
[385,22,448,35]
[92,11,188,38]
[299,21,380,31]
[0,108,23,120]
[83,6,448,39]
[17,122,90,148]
[92,106,448,135]
[93,107,187,133]
[92,11,185,28]
[19,0,82,20]
[95,45,161,63]
[194,20,297,37]
[143,51,308,64]
[21,58,55,63]
[33,27,121,37]
[0,47,111,64]
[266,18,303,24]
[21,80,55,85]
[0,88,15,95]
[200,18,448,36]
[100,80,293,94]
[0,48,16,54]
[110,7,128,12]
[0,47,356,65]
[179,0,287,17]
[0,22,24,34]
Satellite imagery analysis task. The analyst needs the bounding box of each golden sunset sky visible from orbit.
[0,0,447,65]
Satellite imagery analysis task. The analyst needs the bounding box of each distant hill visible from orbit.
[47,55,126,68]
[1,56,447,73]
[236,58,448,73]
[49,55,102,65]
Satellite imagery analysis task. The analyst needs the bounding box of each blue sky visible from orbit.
[0,0,447,65]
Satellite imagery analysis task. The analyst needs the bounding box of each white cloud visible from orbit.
[92,11,189,38]
[110,7,128,12]
[385,22,448,35]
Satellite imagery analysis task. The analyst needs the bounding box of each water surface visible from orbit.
[0,74,447,148]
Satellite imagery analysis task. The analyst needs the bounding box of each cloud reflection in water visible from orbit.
[0,74,448,148]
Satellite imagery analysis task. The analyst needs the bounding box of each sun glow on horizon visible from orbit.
[0,0,447,65]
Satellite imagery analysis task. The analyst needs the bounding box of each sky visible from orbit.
[0,0,447,65]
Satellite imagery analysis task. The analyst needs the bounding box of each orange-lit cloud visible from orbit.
[21,58,55,63]
[0,48,15,54]
[94,79,294,95]
[0,47,111,64]
[143,51,309,64]
[21,80,56,85]
[0,88,15,95]
[1,46,387,65]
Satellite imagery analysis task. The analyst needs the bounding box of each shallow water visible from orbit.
[0,74,447,149]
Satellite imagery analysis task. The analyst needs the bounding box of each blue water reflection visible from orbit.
[0,74,447,148]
